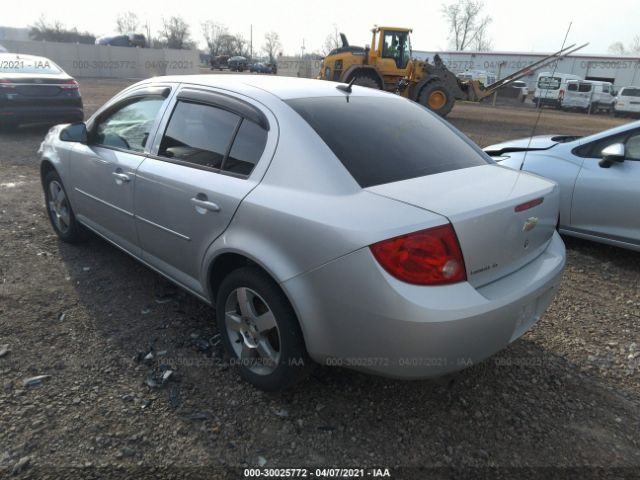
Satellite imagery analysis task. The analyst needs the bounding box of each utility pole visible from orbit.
[250,24,253,61]
[492,61,506,107]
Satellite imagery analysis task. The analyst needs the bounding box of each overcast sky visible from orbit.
[4,0,639,56]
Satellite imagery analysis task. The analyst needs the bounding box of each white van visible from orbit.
[533,72,581,108]
[561,80,615,113]
[614,86,640,117]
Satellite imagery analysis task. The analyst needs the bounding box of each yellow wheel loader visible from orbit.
[317,26,586,117]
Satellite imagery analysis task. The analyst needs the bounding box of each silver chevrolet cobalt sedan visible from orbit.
[39,75,565,390]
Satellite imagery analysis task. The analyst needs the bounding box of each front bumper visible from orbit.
[283,232,565,378]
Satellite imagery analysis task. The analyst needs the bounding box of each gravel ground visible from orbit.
[1,78,639,479]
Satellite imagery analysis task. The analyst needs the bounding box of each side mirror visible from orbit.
[59,122,87,143]
[598,143,625,168]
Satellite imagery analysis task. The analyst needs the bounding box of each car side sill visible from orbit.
[77,219,213,305]
[559,227,640,251]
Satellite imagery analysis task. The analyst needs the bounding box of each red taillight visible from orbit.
[0,79,14,89]
[370,224,467,285]
[60,79,79,89]
[515,197,544,212]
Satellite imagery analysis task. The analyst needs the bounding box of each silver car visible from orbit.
[39,75,565,390]
[484,122,640,252]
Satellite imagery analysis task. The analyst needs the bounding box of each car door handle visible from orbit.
[190,197,220,212]
[112,172,131,183]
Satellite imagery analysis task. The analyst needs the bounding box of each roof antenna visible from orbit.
[337,76,357,94]
[520,21,572,170]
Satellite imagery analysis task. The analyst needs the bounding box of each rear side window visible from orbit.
[621,88,640,97]
[286,96,489,188]
[223,119,268,175]
[568,83,578,91]
[159,101,240,170]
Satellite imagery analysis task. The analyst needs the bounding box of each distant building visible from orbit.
[414,50,640,89]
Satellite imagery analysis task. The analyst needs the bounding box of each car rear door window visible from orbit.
[287,96,489,188]
[223,119,268,175]
[158,101,241,170]
[94,96,165,153]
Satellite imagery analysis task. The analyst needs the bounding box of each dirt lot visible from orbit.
[1,78,639,479]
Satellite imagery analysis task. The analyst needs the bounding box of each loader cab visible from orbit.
[372,27,412,71]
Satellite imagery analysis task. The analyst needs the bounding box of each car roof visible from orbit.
[142,74,393,100]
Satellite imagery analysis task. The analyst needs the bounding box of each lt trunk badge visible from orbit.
[523,217,539,233]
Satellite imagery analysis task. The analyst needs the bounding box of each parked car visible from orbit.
[39,75,565,390]
[96,33,146,48]
[484,122,640,251]
[561,80,615,113]
[250,62,272,74]
[210,55,230,71]
[0,53,83,129]
[614,87,640,117]
[228,56,248,72]
[499,80,528,102]
[533,71,581,108]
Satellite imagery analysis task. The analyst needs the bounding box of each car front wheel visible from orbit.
[43,170,87,243]
[216,267,311,390]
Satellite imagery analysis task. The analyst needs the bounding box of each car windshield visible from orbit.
[0,57,62,74]
[287,96,490,188]
[621,87,640,97]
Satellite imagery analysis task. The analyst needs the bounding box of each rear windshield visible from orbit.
[621,87,640,97]
[286,96,489,188]
[0,57,62,74]
[538,77,561,90]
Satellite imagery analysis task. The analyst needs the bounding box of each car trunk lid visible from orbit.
[0,76,77,97]
[366,164,560,287]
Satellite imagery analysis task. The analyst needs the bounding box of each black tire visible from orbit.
[43,170,87,243]
[350,73,381,90]
[418,80,455,117]
[216,267,312,391]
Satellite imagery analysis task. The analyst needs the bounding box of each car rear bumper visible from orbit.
[283,232,565,378]
[0,103,84,125]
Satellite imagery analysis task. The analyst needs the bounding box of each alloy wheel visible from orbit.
[224,287,281,375]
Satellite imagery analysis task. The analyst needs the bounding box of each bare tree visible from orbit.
[608,41,626,55]
[441,0,492,51]
[116,11,139,34]
[218,34,237,55]
[29,15,95,44]
[321,25,340,56]
[607,36,640,55]
[202,21,229,57]
[473,25,492,51]
[233,34,250,57]
[263,31,282,63]
[158,16,192,50]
